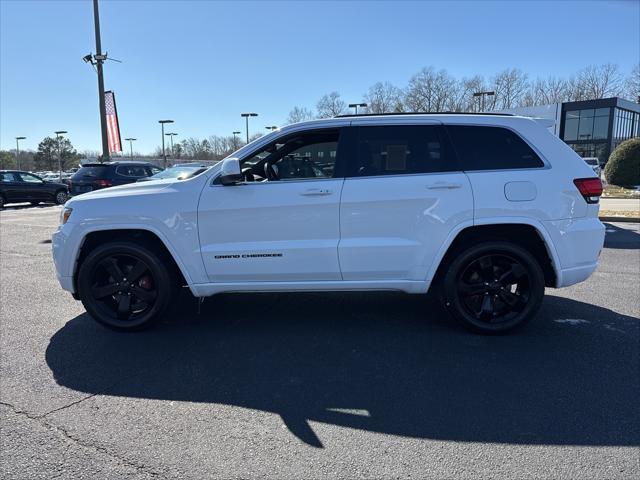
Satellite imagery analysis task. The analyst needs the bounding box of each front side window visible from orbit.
[447,125,544,170]
[18,173,43,183]
[242,130,340,181]
[352,125,449,177]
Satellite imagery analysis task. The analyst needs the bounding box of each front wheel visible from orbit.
[77,241,176,331]
[442,241,545,334]
[55,190,68,205]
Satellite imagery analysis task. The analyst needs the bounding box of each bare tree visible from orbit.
[491,68,530,109]
[287,106,315,124]
[404,67,457,112]
[448,75,486,112]
[363,81,403,113]
[316,91,347,118]
[572,63,624,100]
[625,64,640,101]
[530,77,571,105]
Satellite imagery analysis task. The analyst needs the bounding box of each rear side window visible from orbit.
[116,165,149,177]
[446,125,544,170]
[72,166,108,179]
[353,125,451,177]
[1,172,18,182]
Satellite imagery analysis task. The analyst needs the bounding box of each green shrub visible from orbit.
[604,138,640,186]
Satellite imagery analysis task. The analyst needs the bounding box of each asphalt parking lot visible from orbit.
[1,204,639,479]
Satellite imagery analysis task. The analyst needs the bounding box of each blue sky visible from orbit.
[1,0,638,154]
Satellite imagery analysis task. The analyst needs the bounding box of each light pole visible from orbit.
[54,131,67,181]
[92,0,110,162]
[265,125,278,132]
[158,120,174,168]
[348,103,367,115]
[15,136,26,170]
[165,132,178,158]
[240,113,258,144]
[124,137,136,158]
[232,131,241,149]
[472,91,495,112]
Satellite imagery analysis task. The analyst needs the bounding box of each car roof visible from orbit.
[80,161,154,167]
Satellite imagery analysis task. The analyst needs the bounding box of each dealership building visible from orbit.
[498,96,639,164]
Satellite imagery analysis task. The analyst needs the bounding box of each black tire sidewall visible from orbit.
[443,241,545,334]
[77,241,174,331]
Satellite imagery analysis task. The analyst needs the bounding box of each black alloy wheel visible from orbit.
[442,241,545,334]
[77,241,175,330]
[55,190,68,205]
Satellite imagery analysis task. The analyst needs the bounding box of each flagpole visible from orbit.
[93,0,110,162]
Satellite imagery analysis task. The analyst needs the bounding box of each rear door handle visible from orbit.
[300,188,333,196]
[427,182,462,190]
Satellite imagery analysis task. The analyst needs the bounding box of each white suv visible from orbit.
[52,114,605,334]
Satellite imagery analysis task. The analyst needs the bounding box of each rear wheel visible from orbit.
[77,241,175,331]
[442,241,544,334]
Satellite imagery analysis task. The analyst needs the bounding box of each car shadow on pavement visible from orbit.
[46,292,639,448]
[602,222,640,250]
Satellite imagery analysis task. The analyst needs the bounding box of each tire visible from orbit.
[55,190,68,205]
[442,241,545,334]
[77,241,176,331]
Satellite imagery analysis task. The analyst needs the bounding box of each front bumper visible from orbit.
[52,224,79,294]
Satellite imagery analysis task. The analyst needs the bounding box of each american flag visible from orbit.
[105,91,122,153]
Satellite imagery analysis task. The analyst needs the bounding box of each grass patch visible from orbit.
[602,185,640,198]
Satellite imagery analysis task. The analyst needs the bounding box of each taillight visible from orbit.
[95,179,112,188]
[573,178,603,204]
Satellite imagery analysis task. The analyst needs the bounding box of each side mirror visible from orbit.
[219,158,242,186]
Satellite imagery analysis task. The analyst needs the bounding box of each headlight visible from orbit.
[60,207,73,225]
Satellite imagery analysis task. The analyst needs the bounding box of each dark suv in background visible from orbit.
[1,170,68,208]
[69,161,162,196]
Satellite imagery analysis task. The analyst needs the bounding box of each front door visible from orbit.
[338,123,474,281]
[16,172,48,201]
[198,128,349,283]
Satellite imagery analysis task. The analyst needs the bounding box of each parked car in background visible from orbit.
[136,163,210,182]
[582,157,601,177]
[69,161,162,196]
[0,170,68,208]
[53,113,604,334]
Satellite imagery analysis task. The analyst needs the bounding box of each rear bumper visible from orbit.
[543,217,605,288]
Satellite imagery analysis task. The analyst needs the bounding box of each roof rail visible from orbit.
[335,111,514,118]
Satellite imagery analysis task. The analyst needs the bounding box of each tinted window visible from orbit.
[72,166,108,179]
[0,172,18,182]
[447,126,544,170]
[18,173,43,183]
[116,165,149,177]
[353,125,449,177]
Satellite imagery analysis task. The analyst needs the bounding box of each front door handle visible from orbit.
[300,188,332,196]
[427,182,462,190]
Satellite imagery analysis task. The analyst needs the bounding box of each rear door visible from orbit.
[338,123,473,281]
[16,172,48,201]
[1,172,22,202]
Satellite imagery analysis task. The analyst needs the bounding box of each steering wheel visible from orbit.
[241,167,255,182]
[264,162,279,181]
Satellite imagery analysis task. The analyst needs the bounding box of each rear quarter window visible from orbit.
[446,125,544,171]
[116,165,150,177]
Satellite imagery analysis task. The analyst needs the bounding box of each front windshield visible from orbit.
[151,166,203,180]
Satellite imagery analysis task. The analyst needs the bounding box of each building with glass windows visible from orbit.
[496,97,639,165]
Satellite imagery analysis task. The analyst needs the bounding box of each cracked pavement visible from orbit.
[1,205,639,479]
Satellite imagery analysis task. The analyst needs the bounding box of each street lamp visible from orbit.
[472,91,495,112]
[54,131,67,181]
[124,137,136,158]
[232,131,242,149]
[348,103,367,115]
[165,132,178,158]
[15,136,26,170]
[265,125,278,131]
[158,119,174,168]
[240,113,258,144]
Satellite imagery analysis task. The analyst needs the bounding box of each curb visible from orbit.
[599,216,640,223]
